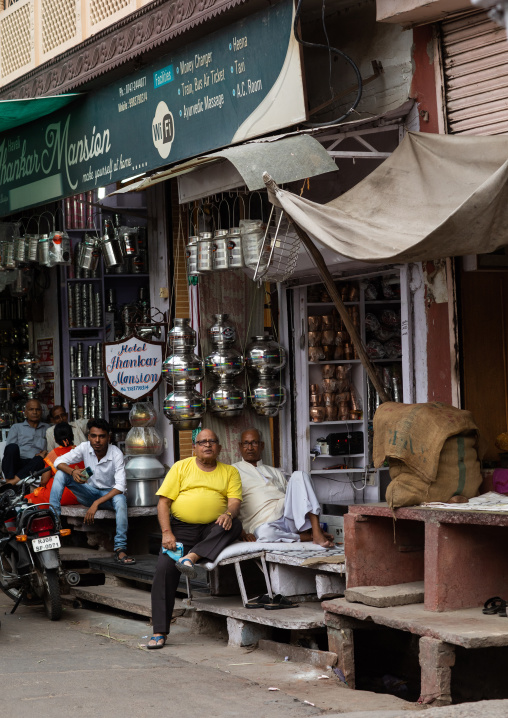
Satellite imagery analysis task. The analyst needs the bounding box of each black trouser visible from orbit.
[2,444,45,481]
[151,516,242,634]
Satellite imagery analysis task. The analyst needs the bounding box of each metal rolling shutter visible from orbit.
[441,10,508,135]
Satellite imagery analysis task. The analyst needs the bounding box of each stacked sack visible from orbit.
[373,402,482,508]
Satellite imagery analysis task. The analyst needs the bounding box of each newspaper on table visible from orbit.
[421,491,508,512]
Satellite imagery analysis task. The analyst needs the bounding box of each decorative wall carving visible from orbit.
[0,0,247,99]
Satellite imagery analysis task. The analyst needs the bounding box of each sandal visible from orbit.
[147,634,166,650]
[245,594,271,609]
[114,549,136,565]
[482,597,507,615]
[175,557,197,579]
[264,594,299,610]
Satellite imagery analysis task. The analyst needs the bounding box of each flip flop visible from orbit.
[264,594,299,610]
[147,635,166,649]
[175,557,197,579]
[245,594,271,609]
[114,549,136,565]
[482,597,507,615]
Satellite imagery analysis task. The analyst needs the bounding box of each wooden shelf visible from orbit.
[311,453,364,459]
[104,274,149,279]
[67,277,102,282]
[309,360,361,365]
[309,420,363,426]
[310,468,366,474]
[365,299,400,304]
[307,302,359,308]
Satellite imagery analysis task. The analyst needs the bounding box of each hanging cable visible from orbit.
[294,0,363,127]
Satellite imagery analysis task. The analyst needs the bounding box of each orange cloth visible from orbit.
[26,445,84,506]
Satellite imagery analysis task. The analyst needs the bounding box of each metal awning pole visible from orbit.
[263,173,391,403]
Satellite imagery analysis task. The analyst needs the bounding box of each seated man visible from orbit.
[149,428,242,649]
[49,417,135,565]
[46,405,88,452]
[26,422,81,506]
[233,428,334,547]
[2,399,49,485]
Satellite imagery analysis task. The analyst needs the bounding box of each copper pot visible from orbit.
[325,405,338,421]
[334,345,344,360]
[322,364,336,378]
[336,391,351,404]
[321,329,335,345]
[323,392,336,406]
[322,378,338,392]
[338,402,349,421]
[350,409,362,420]
[308,331,322,347]
[310,392,322,406]
[308,316,322,332]
[322,346,335,360]
[344,344,353,360]
[335,331,346,346]
[349,285,359,302]
[310,406,326,422]
[309,346,325,362]
[321,315,334,329]
[310,383,320,393]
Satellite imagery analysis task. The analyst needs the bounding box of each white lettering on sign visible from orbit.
[104,336,164,400]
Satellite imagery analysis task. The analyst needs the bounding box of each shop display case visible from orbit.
[289,268,411,508]
[59,193,150,434]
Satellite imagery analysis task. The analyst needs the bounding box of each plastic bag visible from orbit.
[124,426,163,455]
[381,309,400,328]
[129,402,157,427]
[366,340,386,359]
[48,231,71,266]
[240,219,267,271]
[365,313,381,333]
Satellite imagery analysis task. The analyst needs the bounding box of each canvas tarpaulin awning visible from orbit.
[266,131,508,263]
[0,94,82,133]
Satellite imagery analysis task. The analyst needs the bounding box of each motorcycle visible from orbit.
[0,467,74,621]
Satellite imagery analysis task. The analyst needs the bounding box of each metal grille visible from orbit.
[253,206,301,284]
[90,0,130,26]
[42,0,76,54]
[0,1,31,78]
[441,10,508,135]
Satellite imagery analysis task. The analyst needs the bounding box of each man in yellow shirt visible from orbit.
[148,428,242,649]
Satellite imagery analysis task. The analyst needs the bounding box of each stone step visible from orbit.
[345,581,425,607]
[69,584,189,619]
[192,595,325,630]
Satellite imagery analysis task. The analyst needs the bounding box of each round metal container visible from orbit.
[27,235,39,263]
[79,236,100,271]
[186,237,199,276]
[100,235,124,268]
[208,313,236,345]
[168,318,196,350]
[38,235,50,266]
[212,229,229,271]
[206,381,245,418]
[197,232,214,273]
[126,476,164,507]
[163,383,205,430]
[249,375,287,417]
[14,236,28,264]
[227,228,244,269]
[246,335,287,375]
[162,350,205,385]
[125,455,166,480]
[205,345,244,380]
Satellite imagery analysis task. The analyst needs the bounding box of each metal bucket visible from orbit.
[79,236,100,271]
[126,477,164,507]
[197,232,214,273]
[186,236,199,276]
[213,229,229,271]
[100,235,124,268]
[227,228,244,268]
[27,235,39,263]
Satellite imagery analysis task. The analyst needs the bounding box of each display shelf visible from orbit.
[309,420,363,426]
[66,228,100,233]
[365,299,401,304]
[67,278,102,282]
[109,409,131,414]
[69,328,103,333]
[309,360,361,365]
[104,274,150,279]
[307,302,359,308]
[371,358,402,363]
[310,454,364,459]
[310,469,366,474]
[70,376,105,380]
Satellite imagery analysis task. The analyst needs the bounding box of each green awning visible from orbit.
[0,94,82,133]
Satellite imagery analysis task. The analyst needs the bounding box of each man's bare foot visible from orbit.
[5,477,20,485]
[312,528,335,548]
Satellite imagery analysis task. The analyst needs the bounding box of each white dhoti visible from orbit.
[254,471,321,543]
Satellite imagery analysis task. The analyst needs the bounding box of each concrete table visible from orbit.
[344,503,508,612]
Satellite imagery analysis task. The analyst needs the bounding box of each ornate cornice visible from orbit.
[0,0,248,100]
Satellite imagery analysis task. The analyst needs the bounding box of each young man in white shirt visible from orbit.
[50,417,134,565]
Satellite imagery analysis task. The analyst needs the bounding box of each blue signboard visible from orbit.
[0,0,306,216]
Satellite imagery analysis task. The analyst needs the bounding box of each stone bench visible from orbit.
[60,504,158,552]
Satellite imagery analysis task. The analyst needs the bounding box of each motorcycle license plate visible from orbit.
[32,535,61,552]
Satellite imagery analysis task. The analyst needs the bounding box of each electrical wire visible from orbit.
[294,0,363,127]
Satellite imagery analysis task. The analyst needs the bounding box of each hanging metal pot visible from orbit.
[168,318,197,350]
[205,345,244,381]
[207,380,245,418]
[249,375,287,417]
[27,235,39,263]
[38,235,50,266]
[162,349,205,385]
[14,235,28,265]
[245,335,287,375]
[227,228,244,269]
[197,232,214,273]
[186,236,199,277]
[208,313,236,346]
[212,229,230,271]
[99,234,124,268]
[79,235,100,271]
[163,382,205,430]
[50,231,71,264]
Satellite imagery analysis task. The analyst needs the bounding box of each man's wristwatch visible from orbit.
[225,511,233,518]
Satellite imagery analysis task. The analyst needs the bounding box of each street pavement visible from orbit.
[1,591,506,718]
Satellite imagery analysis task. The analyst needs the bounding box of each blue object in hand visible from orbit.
[162,542,184,562]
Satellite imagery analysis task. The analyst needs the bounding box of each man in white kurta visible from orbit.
[233,428,334,547]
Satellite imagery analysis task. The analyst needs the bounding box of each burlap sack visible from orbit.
[373,402,479,482]
[386,432,482,508]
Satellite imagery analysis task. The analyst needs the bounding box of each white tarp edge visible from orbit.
[267,131,508,263]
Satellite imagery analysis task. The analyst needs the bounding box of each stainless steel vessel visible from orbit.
[125,455,166,480]
[212,229,229,271]
[162,350,205,385]
[249,375,287,417]
[167,318,196,350]
[245,335,287,375]
[208,314,236,345]
[227,228,244,269]
[197,232,214,273]
[163,382,205,430]
[126,476,164,507]
[206,381,245,418]
[186,236,199,277]
[205,346,244,380]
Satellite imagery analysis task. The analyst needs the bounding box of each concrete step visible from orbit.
[192,595,325,630]
[344,581,425,608]
[69,583,189,619]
